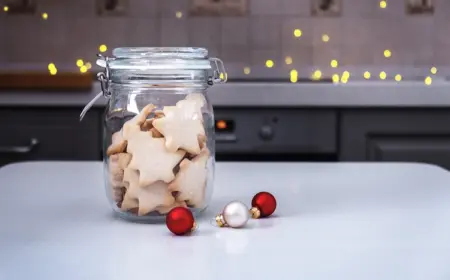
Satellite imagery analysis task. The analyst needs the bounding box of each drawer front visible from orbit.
[214,108,337,154]
[0,108,101,166]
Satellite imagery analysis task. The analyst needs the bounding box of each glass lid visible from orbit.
[97,47,213,71]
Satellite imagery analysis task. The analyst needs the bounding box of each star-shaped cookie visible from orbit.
[109,153,132,188]
[106,131,127,156]
[168,148,210,208]
[152,104,205,155]
[126,131,186,187]
[122,104,155,140]
[121,168,175,216]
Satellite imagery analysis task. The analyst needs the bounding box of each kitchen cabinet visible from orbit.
[340,109,450,169]
[0,107,102,166]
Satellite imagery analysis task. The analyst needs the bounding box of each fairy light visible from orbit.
[293,29,302,38]
[265,60,274,68]
[330,59,338,68]
[175,11,183,18]
[42,13,48,20]
[76,59,84,67]
[219,73,228,80]
[332,74,340,83]
[425,76,432,85]
[383,49,392,58]
[363,71,371,79]
[379,71,387,80]
[322,34,330,42]
[80,65,88,73]
[290,69,298,83]
[99,44,108,53]
[85,62,92,70]
[48,63,57,75]
[243,67,251,75]
[380,1,387,8]
[3,6,8,12]
[394,74,402,82]
[430,67,437,74]
[312,70,322,80]
[341,71,350,83]
[285,56,293,65]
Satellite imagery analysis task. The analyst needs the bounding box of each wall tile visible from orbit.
[311,18,342,46]
[188,18,220,49]
[129,0,160,17]
[340,45,373,66]
[250,49,281,67]
[250,17,281,48]
[126,19,160,47]
[249,0,281,15]
[280,0,310,16]
[161,18,189,46]
[221,17,249,46]
[281,46,313,68]
[221,47,251,64]
[312,46,340,68]
[343,0,374,17]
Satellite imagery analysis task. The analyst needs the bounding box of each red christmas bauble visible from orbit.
[251,192,277,218]
[166,207,195,236]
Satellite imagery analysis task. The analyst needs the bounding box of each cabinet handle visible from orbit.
[0,138,39,154]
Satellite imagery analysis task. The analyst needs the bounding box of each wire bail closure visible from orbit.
[210,57,227,84]
[79,54,112,121]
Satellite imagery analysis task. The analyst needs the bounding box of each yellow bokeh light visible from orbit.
[332,74,340,83]
[219,72,228,80]
[379,71,387,80]
[85,62,92,69]
[285,56,293,65]
[342,71,350,79]
[341,78,348,84]
[394,74,402,82]
[265,60,274,68]
[243,67,251,75]
[175,11,183,18]
[330,59,338,68]
[430,67,437,74]
[383,49,392,58]
[49,69,57,75]
[380,0,387,8]
[42,13,48,20]
[363,71,371,79]
[76,59,84,67]
[312,70,322,80]
[99,44,108,53]
[322,34,330,42]
[48,63,56,71]
[290,69,298,83]
[293,29,302,38]
[3,6,8,12]
[425,76,432,85]
[80,66,88,73]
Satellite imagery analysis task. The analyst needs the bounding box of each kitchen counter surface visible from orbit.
[1,161,450,280]
[1,81,450,108]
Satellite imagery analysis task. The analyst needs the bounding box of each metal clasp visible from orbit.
[210,57,227,85]
[79,54,112,121]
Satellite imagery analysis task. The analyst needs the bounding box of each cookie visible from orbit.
[122,104,155,140]
[106,131,127,156]
[152,105,205,155]
[156,200,187,214]
[176,95,205,122]
[141,118,154,131]
[121,168,175,216]
[127,131,186,187]
[168,148,210,208]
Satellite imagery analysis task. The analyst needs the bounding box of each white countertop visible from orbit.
[1,81,450,108]
[1,161,450,280]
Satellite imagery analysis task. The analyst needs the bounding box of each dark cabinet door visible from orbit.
[0,108,101,167]
[340,109,450,169]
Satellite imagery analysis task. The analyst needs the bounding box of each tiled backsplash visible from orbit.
[0,0,449,80]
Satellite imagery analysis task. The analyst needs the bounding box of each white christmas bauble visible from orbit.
[223,201,250,228]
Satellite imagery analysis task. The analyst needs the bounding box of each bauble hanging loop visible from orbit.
[250,192,277,218]
[215,201,250,228]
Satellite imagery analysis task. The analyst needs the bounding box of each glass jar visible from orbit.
[81,47,226,222]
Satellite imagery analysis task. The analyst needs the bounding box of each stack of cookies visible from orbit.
[106,93,210,216]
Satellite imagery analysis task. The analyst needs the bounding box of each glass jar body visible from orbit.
[103,84,215,222]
